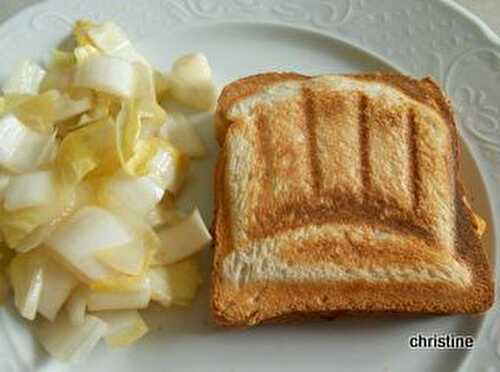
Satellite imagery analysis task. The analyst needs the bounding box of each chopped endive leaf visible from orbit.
[73,55,135,98]
[149,257,202,307]
[0,242,14,267]
[53,92,93,122]
[38,257,78,321]
[75,113,94,127]
[90,272,148,292]
[125,137,187,190]
[74,180,97,207]
[87,275,151,311]
[133,63,165,123]
[105,206,160,267]
[98,170,164,217]
[51,50,76,68]
[3,59,46,95]
[0,114,53,173]
[155,208,211,265]
[122,138,158,177]
[153,69,169,98]
[8,249,44,319]
[145,205,185,228]
[116,99,142,174]
[73,19,96,46]
[160,112,207,158]
[95,239,145,276]
[14,183,78,253]
[98,92,120,115]
[47,206,134,283]
[38,130,58,166]
[5,90,59,133]
[147,140,189,195]
[166,257,203,306]
[13,218,58,254]
[75,92,118,128]
[119,137,188,194]
[90,204,159,275]
[35,313,107,362]
[134,62,155,101]
[56,117,119,186]
[4,171,57,212]
[54,118,84,140]
[139,119,160,140]
[93,309,148,348]
[39,51,75,92]
[0,208,46,249]
[147,266,172,307]
[168,53,218,111]
[75,20,148,65]
[66,286,87,326]
[137,100,167,126]
[0,202,61,249]
[74,45,100,66]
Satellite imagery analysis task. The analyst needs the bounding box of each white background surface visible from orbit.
[0,0,499,35]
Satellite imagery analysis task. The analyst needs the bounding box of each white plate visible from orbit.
[0,1,499,371]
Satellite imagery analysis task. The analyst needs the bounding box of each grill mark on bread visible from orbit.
[248,192,434,244]
[214,147,231,253]
[359,94,370,196]
[255,113,272,192]
[280,238,443,268]
[302,87,321,194]
[408,108,419,212]
[248,93,435,243]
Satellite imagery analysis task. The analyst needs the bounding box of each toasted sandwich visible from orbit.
[211,72,494,327]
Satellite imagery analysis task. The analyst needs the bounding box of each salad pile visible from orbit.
[0,19,216,361]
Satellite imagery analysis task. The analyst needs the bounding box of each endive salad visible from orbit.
[0,19,216,362]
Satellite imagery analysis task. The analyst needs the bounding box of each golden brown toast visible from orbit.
[211,72,494,327]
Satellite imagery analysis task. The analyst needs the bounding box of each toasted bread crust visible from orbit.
[213,189,493,327]
[211,72,494,327]
[215,72,309,144]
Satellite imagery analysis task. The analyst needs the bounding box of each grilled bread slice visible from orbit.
[211,72,494,327]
